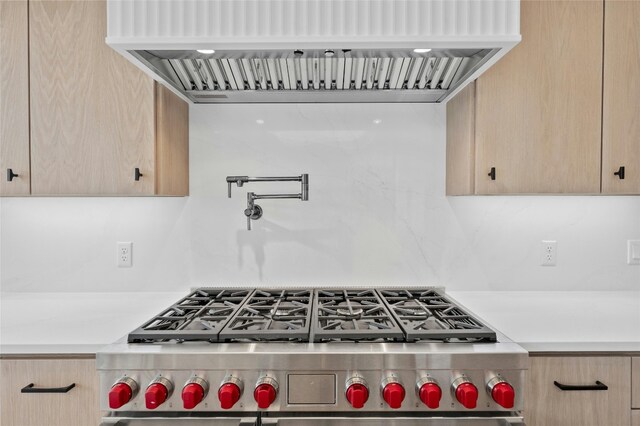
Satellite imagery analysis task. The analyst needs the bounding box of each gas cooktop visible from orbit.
[127,287,497,344]
[98,287,526,426]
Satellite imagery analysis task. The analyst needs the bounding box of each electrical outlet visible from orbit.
[117,242,132,268]
[541,240,557,266]
[628,240,640,265]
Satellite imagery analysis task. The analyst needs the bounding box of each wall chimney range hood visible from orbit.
[107,0,520,104]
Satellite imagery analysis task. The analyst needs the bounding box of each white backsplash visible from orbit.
[1,103,639,292]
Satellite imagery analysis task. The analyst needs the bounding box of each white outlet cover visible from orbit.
[541,240,557,266]
[628,240,640,265]
[117,242,133,268]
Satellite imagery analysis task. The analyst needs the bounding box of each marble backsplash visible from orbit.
[1,103,639,292]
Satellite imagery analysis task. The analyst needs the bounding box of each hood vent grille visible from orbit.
[131,49,495,103]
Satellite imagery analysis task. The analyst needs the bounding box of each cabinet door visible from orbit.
[525,356,631,426]
[475,0,603,194]
[29,0,155,195]
[602,0,640,194]
[0,358,99,426]
[0,0,30,195]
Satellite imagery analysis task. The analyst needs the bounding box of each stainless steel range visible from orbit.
[98,288,527,426]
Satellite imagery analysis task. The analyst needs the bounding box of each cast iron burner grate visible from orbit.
[127,289,252,343]
[377,289,497,342]
[311,289,405,342]
[218,289,313,342]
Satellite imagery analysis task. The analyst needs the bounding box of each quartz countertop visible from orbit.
[449,291,640,353]
[1,291,639,355]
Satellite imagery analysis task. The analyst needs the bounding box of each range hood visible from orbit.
[107,0,520,104]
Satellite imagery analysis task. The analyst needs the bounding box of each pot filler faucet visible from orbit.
[226,174,309,230]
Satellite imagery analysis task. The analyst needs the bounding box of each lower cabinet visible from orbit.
[525,356,631,426]
[632,411,640,426]
[0,357,99,426]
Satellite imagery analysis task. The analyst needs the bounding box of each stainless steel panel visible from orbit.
[101,418,255,425]
[265,418,525,426]
[287,374,336,405]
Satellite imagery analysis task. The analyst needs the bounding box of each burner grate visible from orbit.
[218,289,313,342]
[311,289,405,342]
[127,289,252,343]
[377,289,497,342]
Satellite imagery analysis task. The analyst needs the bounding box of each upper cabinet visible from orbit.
[448,0,604,195]
[602,0,640,194]
[0,1,30,196]
[0,0,189,196]
[447,0,640,196]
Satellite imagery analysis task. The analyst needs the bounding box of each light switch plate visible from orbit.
[628,240,640,265]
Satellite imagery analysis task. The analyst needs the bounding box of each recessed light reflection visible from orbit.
[256,119,265,125]
[373,119,382,124]
[413,48,432,53]
[197,49,215,54]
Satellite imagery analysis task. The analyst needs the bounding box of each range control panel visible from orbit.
[101,369,524,413]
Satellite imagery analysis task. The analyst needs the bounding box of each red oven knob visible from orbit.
[491,381,515,409]
[382,382,405,409]
[455,382,478,409]
[182,383,205,409]
[419,382,442,409]
[109,377,138,409]
[145,383,168,409]
[145,377,173,410]
[254,383,277,409]
[218,383,241,409]
[109,383,133,409]
[346,383,369,409]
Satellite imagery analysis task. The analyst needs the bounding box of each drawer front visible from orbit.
[0,358,99,426]
[632,411,640,426]
[525,356,631,426]
[633,357,640,409]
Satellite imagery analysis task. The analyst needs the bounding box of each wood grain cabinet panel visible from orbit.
[29,0,189,196]
[632,410,640,426]
[446,82,476,196]
[28,0,155,195]
[0,0,30,196]
[602,0,640,194]
[525,356,631,426]
[633,357,640,409]
[474,0,603,194]
[0,358,99,426]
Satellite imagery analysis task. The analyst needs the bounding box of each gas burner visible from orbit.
[218,289,313,342]
[378,289,497,342]
[127,289,252,343]
[311,289,405,342]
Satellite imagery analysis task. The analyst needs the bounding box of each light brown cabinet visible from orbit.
[0,0,30,196]
[633,357,640,409]
[633,410,640,426]
[447,0,640,196]
[602,0,640,194]
[0,357,100,426]
[1,0,188,196]
[448,0,603,195]
[525,356,631,426]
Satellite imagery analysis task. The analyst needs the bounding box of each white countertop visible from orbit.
[1,291,639,355]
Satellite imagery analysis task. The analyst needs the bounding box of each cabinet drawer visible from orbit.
[633,357,640,409]
[525,356,631,426]
[632,411,640,426]
[0,358,99,426]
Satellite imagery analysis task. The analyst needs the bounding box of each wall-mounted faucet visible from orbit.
[226,174,309,230]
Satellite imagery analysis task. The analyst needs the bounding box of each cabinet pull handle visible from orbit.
[21,383,76,393]
[488,167,496,181]
[134,168,143,181]
[553,380,608,391]
[614,166,625,180]
[7,168,18,182]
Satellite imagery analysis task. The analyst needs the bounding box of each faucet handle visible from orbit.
[226,176,249,198]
